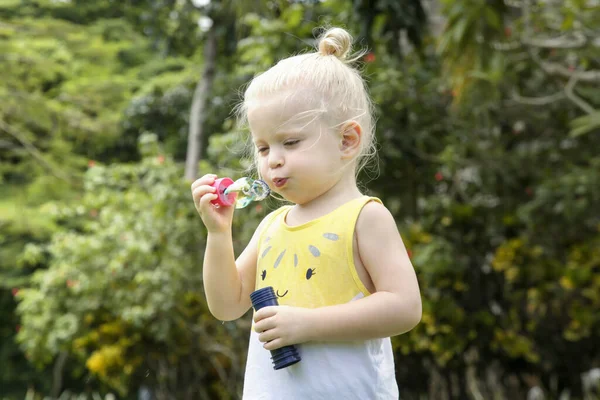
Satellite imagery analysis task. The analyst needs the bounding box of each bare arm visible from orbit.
[191,173,273,321]
[203,213,272,321]
[254,202,422,348]
[307,202,422,340]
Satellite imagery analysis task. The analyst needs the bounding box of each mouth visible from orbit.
[272,178,288,188]
[276,289,288,298]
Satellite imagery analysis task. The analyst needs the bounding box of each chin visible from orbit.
[269,189,293,203]
[276,192,299,204]
[287,194,314,205]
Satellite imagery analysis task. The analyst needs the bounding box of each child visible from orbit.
[191,27,422,399]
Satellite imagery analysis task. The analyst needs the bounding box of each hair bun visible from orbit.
[317,27,352,60]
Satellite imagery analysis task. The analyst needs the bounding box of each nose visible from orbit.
[268,148,284,169]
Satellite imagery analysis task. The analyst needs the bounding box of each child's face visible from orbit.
[248,90,345,205]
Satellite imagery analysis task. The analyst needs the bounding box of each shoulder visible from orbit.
[245,206,288,252]
[356,199,395,233]
[354,200,401,252]
[254,205,290,237]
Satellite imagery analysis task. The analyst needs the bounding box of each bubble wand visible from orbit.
[211,177,270,208]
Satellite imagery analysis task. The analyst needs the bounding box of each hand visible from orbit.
[191,174,236,233]
[253,306,313,351]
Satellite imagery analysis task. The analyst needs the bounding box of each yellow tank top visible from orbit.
[254,196,382,308]
[245,197,399,399]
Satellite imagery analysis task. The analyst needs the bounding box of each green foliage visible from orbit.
[2,0,599,399]
[353,1,600,395]
[437,0,507,102]
[570,111,600,137]
[16,134,264,397]
[0,16,144,185]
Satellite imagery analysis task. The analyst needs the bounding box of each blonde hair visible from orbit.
[236,27,377,178]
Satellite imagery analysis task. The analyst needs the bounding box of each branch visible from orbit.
[404,143,447,164]
[490,40,522,51]
[521,31,587,49]
[510,88,565,106]
[531,50,600,83]
[518,0,600,83]
[51,351,68,399]
[0,119,72,182]
[564,74,596,114]
[0,139,20,149]
[505,0,587,7]
[510,77,596,114]
[504,0,523,7]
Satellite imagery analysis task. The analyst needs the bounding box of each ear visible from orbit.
[339,121,362,158]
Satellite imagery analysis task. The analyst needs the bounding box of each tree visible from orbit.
[184,10,220,181]
[4,0,599,398]
[16,134,267,398]
[184,0,269,181]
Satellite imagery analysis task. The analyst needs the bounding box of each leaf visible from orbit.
[561,14,574,31]
[283,4,303,28]
[453,18,470,44]
[569,111,600,137]
[437,33,451,54]
[468,70,493,82]
[484,7,501,29]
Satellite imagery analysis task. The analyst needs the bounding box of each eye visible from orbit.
[284,139,300,147]
[306,268,316,280]
[257,146,269,155]
[261,270,267,280]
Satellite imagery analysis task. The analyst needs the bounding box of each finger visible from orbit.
[192,185,216,205]
[192,184,216,197]
[191,177,216,195]
[190,174,217,191]
[198,191,218,210]
[253,306,277,324]
[258,328,278,343]
[191,177,207,191]
[264,338,285,351]
[254,316,276,333]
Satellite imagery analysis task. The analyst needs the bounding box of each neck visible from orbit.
[295,171,362,218]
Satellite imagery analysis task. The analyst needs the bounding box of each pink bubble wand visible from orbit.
[211,177,270,209]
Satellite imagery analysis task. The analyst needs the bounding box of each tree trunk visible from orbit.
[51,351,68,398]
[184,25,218,181]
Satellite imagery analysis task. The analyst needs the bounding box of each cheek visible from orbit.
[257,158,268,174]
[299,153,332,175]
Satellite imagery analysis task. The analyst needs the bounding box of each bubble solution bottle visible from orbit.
[210,177,270,209]
[250,286,302,370]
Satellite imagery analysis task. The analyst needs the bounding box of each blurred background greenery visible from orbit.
[1,0,599,399]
